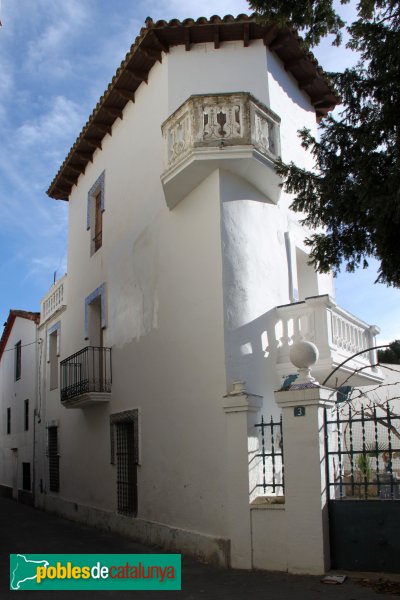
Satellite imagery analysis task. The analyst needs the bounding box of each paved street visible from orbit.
[0,497,398,599]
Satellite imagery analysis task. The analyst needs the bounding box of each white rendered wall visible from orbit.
[0,317,37,493]
[167,40,270,115]
[216,44,332,403]
[267,49,335,299]
[43,56,228,542]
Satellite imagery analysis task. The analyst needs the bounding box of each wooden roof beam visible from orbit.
[184,28,191,51]
[85,138,102,150]
[114,87,135,102]
[139,46,162,62]
[284,55,304,71]
[67,164,84,175]
[61,176,77,187]
[214,26,220,49]
[75,151,93,163]
[151,31,169,53]
[126,67,148,83]
[52,190,68,200]
[102,105,124,120]
[54,185,71,195]
[243,23,250,47]
[92,123,113,136]
[299,74,317,89]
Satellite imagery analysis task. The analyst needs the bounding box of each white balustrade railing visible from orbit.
[40,275,67,323]
[276,295,381,383]
[331,311,370,357]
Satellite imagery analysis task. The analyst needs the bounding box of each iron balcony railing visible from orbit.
[60,346,112,402]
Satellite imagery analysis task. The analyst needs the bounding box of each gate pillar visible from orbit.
[223,382,263,569]
[275,345,335,574]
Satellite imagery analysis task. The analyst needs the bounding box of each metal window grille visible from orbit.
[254,415,285,495]
[325,404,400,500]
[48,426,60,492]
[116,421,137,516]
[22,462,31,491]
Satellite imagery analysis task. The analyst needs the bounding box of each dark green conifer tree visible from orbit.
[249,0,400,286]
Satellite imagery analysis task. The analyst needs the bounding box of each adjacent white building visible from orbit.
[0,14,383,571]
[0,310,40,503]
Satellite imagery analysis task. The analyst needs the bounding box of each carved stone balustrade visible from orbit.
[276,295,383,387]
[161,93,281,209]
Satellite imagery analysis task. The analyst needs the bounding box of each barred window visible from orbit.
[110,410,138,516]
[48,426,60,492]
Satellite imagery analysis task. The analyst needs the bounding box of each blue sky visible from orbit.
[0,0,399,343]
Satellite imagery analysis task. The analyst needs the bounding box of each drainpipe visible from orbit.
[32,322,40,506]
[33,323,46,505]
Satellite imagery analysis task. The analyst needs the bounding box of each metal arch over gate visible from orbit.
[325,404,400,573]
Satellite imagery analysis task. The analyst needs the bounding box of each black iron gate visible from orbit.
[325,404,400,572]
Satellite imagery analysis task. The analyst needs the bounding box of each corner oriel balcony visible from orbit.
[161,92,282,209]
[276,295,383,387]
[60,346,112,408]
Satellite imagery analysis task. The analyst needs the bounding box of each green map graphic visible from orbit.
[10,554,49,590]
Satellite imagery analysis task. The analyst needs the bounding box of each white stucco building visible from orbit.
[0,310,40,503]
[1,14,383,571]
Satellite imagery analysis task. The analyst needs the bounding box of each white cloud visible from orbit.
[15,95,83,149]
[26,0,89,68]
[0,60,13,100]
[15,0,90,81]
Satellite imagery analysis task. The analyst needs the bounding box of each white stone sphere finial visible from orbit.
[289,340,319,385]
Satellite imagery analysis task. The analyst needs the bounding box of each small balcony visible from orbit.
[276,295,383,387]
[161,92,281,209]
[60,346,112,408]
[40,274,67,324]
